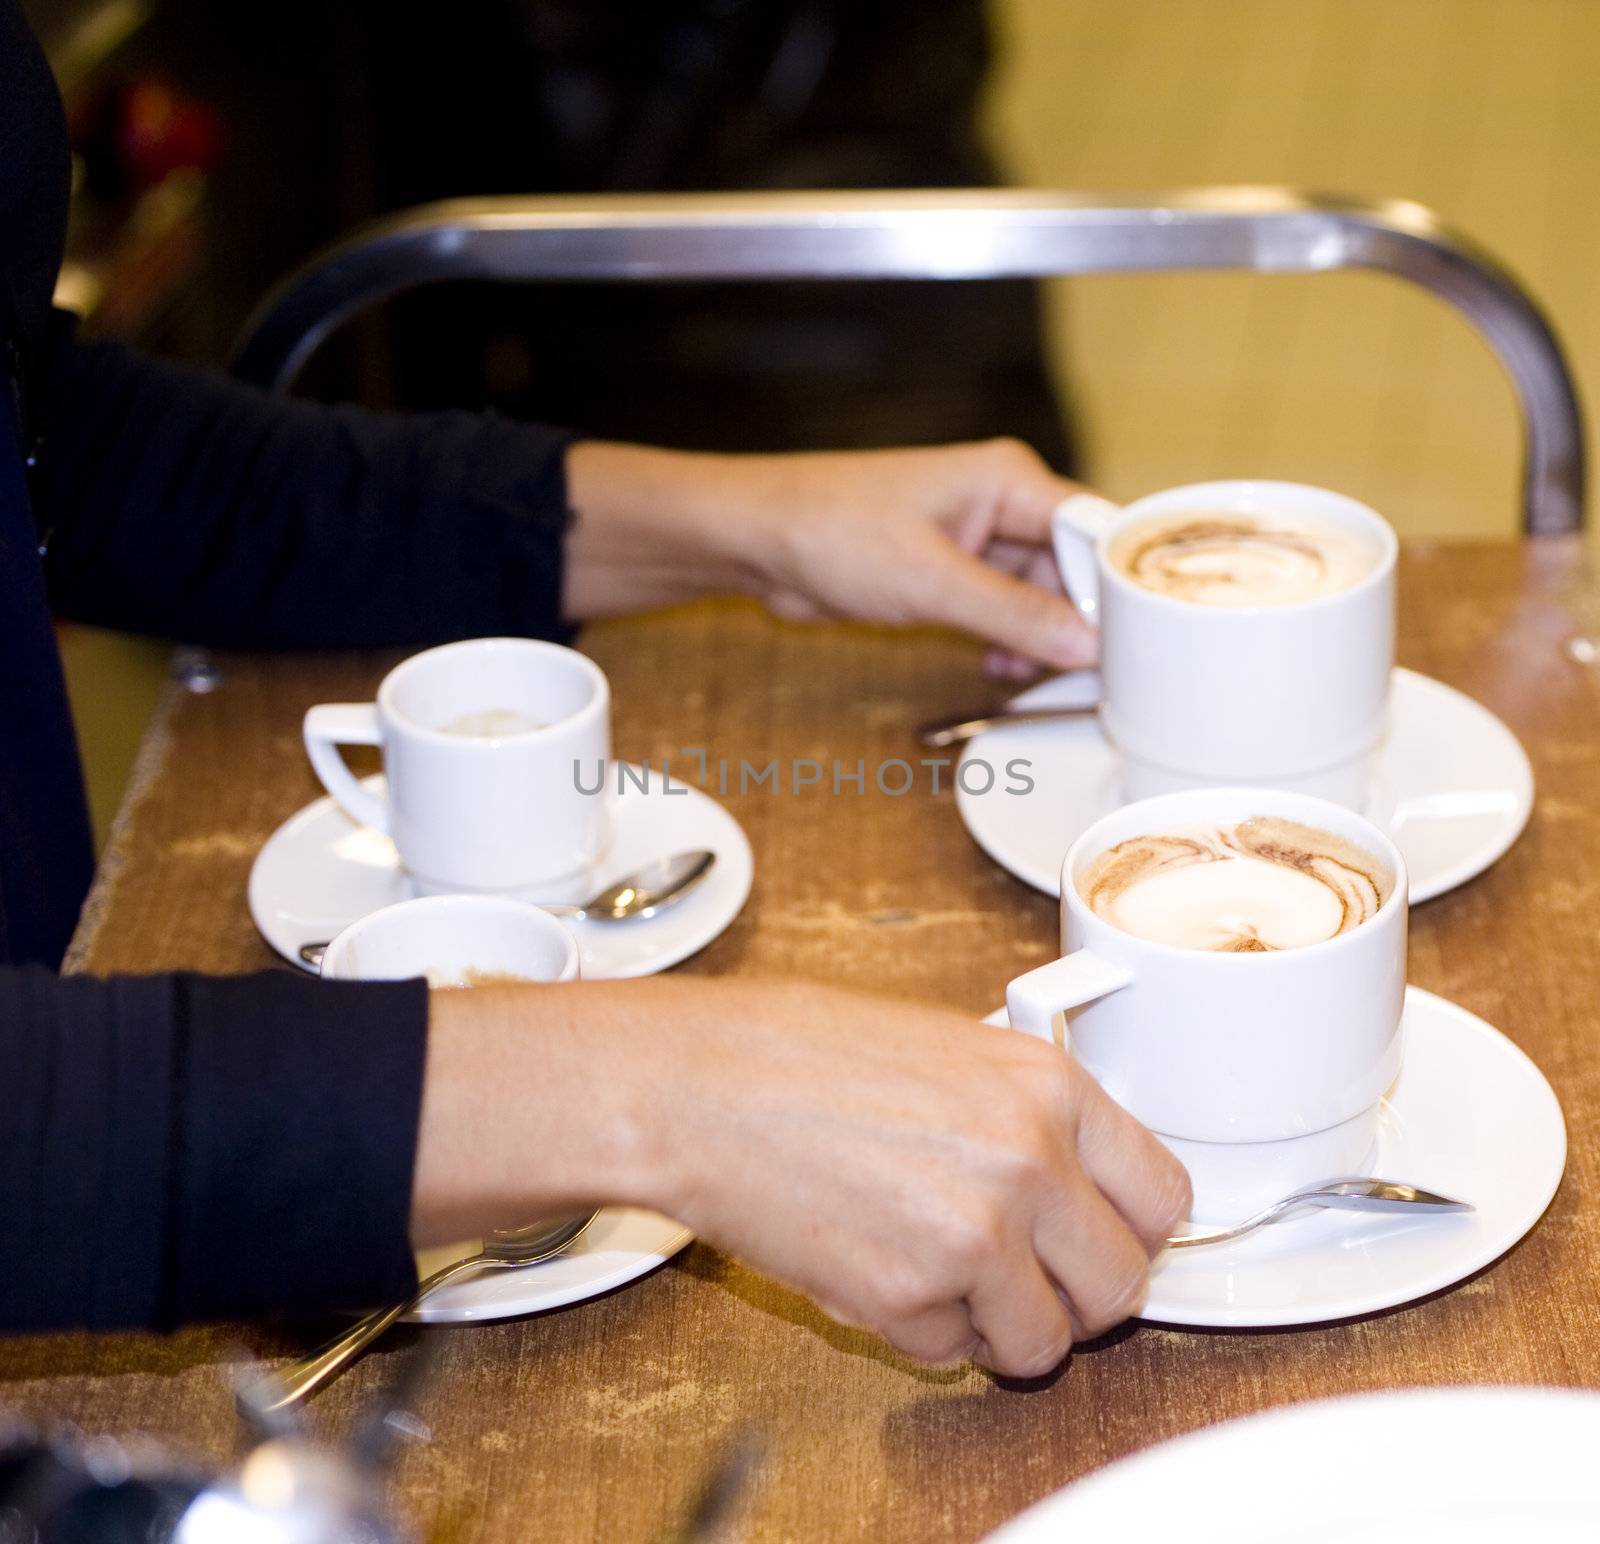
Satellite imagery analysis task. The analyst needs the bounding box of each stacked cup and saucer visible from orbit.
[969,483,1563,1327]
[250,636,752,981]
[249,636,746,1318]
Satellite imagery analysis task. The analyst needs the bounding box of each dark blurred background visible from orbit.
[31,0,1075,461]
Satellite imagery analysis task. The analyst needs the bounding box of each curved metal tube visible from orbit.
[232,187,1584,534]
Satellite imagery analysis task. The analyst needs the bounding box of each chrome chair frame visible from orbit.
[231,187,1585,534]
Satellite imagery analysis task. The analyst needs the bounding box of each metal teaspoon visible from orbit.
[917,704,1097,748]
[239,1214,598,1413]
[1167,1178,1473,1249]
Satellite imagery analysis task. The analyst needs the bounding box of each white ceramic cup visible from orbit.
[1005,787,1408,1220]
[319,893,582,985]
[1051,482,1397,797]
[304,637,611,894]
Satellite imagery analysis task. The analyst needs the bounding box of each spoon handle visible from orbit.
[239,1218,595,1414]
[1167,1182,1473,1249]
[1164,1198,1305,1250]
[240,1255,482,1414]
[918,705,1097,748]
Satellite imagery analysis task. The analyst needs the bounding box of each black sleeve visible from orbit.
[38,320,577,649]
[0,966,428,1332]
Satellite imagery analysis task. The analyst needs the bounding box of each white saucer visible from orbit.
[249,765,753,979]
[982,986,1564,1329]
[407,1209,693,1324]
[984,1387,1600,1544]
[957,668,1533,903]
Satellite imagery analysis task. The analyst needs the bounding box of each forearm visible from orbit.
[412,975,817,1243]
[562,439,961,619]
[562,441,781,618]
[413,978,676,1244]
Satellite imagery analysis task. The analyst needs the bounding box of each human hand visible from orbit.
[608,979,1190,1375]
[419,977,1188,1376]
[729,440,1110,679]
[563,439,1114,677]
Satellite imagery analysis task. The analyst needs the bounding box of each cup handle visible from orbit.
[1005,949,1133,1048]
[303,704,390,834]
[1050,494,1120,627]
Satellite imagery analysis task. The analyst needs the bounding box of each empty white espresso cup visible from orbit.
[1005,787,1408,1221]
[1051,481,1397,803]
[319,893,582,985]
[304,637,611,895]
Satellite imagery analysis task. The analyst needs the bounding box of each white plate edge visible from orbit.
[955,667,1536,905]
[979,987,1567,1330]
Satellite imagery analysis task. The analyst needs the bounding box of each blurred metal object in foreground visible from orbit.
[231,187,1585,536]
[0,1344,424,1543]
[0,1412,201,1543]
[170,1436,403,1544]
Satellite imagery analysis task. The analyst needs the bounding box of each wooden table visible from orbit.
[8,540,1600,1541]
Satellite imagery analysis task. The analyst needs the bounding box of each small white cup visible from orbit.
[304,637,611,895]
[1006,788,1408,1220]
[319,893,582,985]
[1052,481,1397,798]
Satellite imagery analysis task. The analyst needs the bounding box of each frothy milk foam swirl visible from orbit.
[1077,817,1391,953]
[1110,513,1375,607]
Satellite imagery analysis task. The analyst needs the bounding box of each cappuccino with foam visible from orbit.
[1108,513,1376,607]
[439,708,547,738]
[1077,816,1392,953]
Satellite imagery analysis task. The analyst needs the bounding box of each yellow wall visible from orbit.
[986,0,1596,537]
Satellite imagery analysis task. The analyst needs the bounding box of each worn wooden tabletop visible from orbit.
[6,539,1600,1541]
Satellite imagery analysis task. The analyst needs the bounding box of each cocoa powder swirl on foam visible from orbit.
[1078,817,1392,953]
[1114,518,1339,605]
